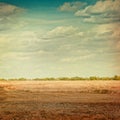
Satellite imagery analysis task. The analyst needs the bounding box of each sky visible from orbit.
[0,0,120,78]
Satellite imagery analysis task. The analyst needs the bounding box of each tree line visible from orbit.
[0,75,120,81]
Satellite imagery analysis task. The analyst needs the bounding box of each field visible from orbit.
[0,80,120,120]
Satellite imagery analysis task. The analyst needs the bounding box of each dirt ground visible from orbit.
[0,80,120,120]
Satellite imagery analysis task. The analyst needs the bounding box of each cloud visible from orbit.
[59,1,87,12]
[61,54,94,63]
[93,23,120,39]
[45,26,78,39]
[0,2,24,16]
[87,0,120,14]
[0,30,37,60]
[91,23,120,57]
[0,3,25,31]
[75,0,120,23]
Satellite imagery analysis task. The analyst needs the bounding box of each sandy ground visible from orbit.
[0,80,120,120]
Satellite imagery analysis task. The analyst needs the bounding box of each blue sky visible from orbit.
[0,0,120,78]
[0,0,97,7]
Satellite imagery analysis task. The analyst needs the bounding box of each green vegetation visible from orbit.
[0,78,6,81]
[0,75,120,81]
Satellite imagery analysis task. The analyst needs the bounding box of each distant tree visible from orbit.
[58,77,70,80]
[8,78,17,81]
[113,75,120,80]
[89,76,98,80]
[0,78,6,81]
[18,78,27,81]
[33,78,43,81]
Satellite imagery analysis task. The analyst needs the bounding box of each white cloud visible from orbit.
[94,23,120,39]
[75,6,90,17]
[75,0,120,15]
[0,3,26,31]
[61,54,94,63]
[0,2,24,16]
[87,0,120,14]
[92,24,113,35]
[75,0,120,23]
[59,1,87,12]
[92,23,120,54]
[46,26,78,38]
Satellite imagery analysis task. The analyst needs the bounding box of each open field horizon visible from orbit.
[1,75,120,81]
[0,0,120,119]
[0,80,120,120]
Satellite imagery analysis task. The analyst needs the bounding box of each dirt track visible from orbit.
[0,81,120,120]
